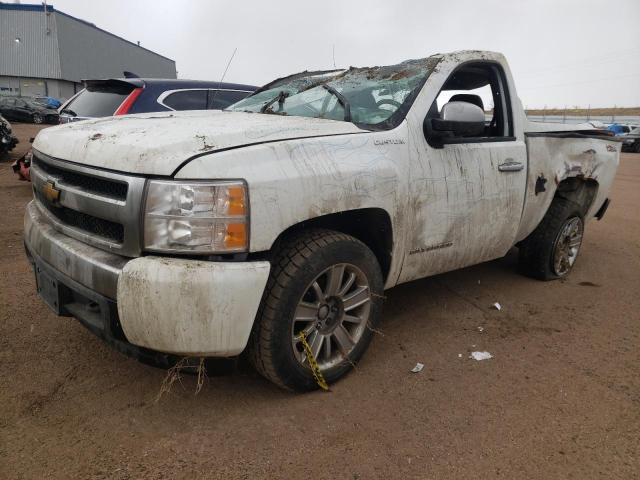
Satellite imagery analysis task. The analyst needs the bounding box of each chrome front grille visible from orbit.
[33,188,125,243]
[33,158,128,200]
[30,151,146,257]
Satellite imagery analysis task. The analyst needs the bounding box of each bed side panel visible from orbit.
[516,135,620,242]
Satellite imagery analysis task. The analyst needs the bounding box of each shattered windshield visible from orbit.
[227,57,441,130]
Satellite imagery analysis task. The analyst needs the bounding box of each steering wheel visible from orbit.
[375,99,402,110]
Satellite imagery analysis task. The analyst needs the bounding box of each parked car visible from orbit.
[621,127,640,152]
[33,96,63,110]
[0,97,59,124]
[59,78,257,123]
[25,50,621,391]
[14,78,256,181]
[607,123,639,136]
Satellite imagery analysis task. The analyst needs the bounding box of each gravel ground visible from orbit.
[1,123,638,479]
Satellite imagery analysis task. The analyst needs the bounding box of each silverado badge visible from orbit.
[42,180,61,204]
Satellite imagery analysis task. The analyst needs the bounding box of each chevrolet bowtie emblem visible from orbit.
[42,180,61,204]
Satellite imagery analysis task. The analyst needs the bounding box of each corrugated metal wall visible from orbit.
[0,8,176,82]
[0,9,62,79]
[55,12,176,81]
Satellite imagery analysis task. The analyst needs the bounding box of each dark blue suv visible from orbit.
[59,78,257,123]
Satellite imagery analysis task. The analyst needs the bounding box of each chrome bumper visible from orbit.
[24,201,127,299]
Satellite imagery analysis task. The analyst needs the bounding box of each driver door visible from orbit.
[398,61,527,283]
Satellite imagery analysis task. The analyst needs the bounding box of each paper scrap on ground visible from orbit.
[470,351,493,361]
[492,302,502,311]
[477,326,484,332]
[411,362,424,373]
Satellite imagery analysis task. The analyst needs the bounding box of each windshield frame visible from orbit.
[228,57,442,132]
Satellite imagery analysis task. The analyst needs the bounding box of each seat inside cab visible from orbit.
[428,63,512,138]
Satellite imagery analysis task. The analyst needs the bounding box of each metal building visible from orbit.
[0,3,176,100]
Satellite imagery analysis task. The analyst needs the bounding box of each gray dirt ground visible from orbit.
[0,123,638,479]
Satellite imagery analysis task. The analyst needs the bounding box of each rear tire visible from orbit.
[32,113,43,124]
[518,198,584,281]
[249,229,384,391]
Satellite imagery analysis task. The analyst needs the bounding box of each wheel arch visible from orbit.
[554,177,599,217]
[267,208,394,283]
[516,175,600,244]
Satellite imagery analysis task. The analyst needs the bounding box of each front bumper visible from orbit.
[24,201,270,357]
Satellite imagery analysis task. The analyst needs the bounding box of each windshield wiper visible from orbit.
[322,85,351,122]
[260,91,289,114]
[60,108,77,117]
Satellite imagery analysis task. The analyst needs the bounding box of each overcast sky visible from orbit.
[51,0,640,108]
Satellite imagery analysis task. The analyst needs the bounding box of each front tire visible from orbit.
[518,198,585,280]
[32,113,43,124]
[249,229,384,391]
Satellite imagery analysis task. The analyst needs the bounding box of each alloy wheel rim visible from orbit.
[552,217,583,276]
[291,263,371,370]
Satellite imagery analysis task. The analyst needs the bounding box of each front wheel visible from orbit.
[32,113,43,124]
[249,229,384,391]
[518,198,585,280]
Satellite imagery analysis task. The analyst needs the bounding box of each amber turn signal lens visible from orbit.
[227,186,246,216]
[224,223,247,249]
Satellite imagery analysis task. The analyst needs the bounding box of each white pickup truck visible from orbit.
[25,51,620,391]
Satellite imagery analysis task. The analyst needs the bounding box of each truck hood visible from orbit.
[33,110,365,176]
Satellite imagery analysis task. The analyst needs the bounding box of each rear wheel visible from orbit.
[249,229,384,391]
[518,198,584,280]
[32,113,43,124]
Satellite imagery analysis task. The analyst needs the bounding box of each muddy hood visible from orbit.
[32,110,365,176]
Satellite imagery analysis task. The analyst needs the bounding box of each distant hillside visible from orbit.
[525,107,640,117]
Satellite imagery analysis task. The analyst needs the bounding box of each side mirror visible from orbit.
[424,101,486,148]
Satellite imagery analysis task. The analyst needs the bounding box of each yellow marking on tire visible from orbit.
[298,331,330,391]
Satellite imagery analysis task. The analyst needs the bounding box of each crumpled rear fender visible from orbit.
[516,134,621,242]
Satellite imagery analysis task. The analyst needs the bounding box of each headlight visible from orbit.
[143,180,248,254]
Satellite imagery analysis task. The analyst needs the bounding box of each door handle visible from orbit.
[498,160,524,172]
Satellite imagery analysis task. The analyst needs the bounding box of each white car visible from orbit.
[25,50,621,391]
